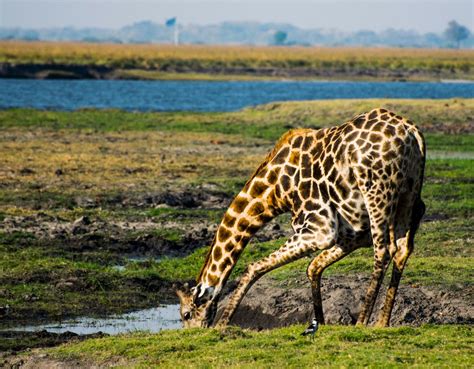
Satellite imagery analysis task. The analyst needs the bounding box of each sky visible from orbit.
[1,0,473,32]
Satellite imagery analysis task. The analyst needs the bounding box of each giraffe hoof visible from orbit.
[374,320,389,328]
[215,322,228,329]
[214,317,230,328]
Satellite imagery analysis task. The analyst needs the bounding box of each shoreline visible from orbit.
[1,63,473,82]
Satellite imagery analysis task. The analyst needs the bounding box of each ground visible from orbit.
[0,99,473,367]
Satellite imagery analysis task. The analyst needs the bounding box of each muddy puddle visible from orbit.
[112,256,164,272]
[4,305,181,335]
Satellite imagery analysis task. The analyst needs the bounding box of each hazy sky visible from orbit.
[1,0,473,32]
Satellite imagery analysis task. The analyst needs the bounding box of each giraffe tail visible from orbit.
[389,124,426,258]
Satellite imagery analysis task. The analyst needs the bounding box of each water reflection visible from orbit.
[7,305,181,335]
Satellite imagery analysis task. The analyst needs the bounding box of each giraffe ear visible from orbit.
[176,289,186,302]
[175,282,193,303]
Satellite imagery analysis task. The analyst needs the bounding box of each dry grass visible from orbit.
[1,98,473,209]
[1,41,472,73]
[0,129,267,203]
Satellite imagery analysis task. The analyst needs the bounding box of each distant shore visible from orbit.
[1,41,473,81]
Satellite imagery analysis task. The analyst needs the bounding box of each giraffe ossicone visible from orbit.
[177,108,425,328]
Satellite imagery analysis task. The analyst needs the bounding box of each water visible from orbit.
[5,305,181,335]
[0,79,473,112]
[112,256,162,272]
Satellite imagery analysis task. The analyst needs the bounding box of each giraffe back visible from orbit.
[265,108,425,237]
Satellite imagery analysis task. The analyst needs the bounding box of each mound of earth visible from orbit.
[224,274,473,329]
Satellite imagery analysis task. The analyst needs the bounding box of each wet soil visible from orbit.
[1,187,290,258]
[227,274,474,330]
[0,330,107,354]
[1,272,472,367]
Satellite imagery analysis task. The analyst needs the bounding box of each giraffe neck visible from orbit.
[197,176,280,293]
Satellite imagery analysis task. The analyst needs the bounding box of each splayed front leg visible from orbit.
[216,223,337,328]
[216,234,312,327]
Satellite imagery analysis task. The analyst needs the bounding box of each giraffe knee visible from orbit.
[306,252,330,281]
[244,262,263,279]
[307,263,323,282]
[392,236,413,269]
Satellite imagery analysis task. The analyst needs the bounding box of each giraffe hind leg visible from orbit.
[376,197,425,327]
[356,234,391,326]
[355,179,399,326]
[307,242,361,324]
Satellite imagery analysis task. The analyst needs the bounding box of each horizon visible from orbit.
[1,0,473,33]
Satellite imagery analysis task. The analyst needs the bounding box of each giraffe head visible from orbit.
[176,282,217,328]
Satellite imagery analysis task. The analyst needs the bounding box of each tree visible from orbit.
[273,30,287,46]
[444,20,470,48]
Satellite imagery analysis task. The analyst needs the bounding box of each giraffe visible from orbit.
[177,108,426,328]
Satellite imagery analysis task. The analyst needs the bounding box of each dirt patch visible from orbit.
[80,187,232,210]
[1,185,291,259]
[2,214,216,257]
[0,330,107,354]
[224,274,474,329]
[2,353,105,369]
[1,212,288,259]
[0,331,111,369]
[0,63,115,80]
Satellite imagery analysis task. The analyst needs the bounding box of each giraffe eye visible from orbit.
[184,311,192,320]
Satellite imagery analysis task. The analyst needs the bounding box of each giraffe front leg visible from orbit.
[216,228,333,328]
[307,243,361,324]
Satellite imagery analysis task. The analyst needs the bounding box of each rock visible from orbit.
[74,197,95,208]
[0,305,10,317]
[70,216,92,235]
[19,167,35,175]
[22,294,39,302]
[72,216,91,227]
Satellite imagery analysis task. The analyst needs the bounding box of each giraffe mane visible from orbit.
[244,128,313,186]
[196,128,312,284]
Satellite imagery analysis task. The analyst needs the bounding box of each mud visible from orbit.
[2,214,287,259]
[2,271,471,367]
[226,274,474,330]
[1,186,290,258]
[2,213,215,257]
[2,354,105,369]
[0,330,107,353]
[0,63,115,80]
[0,62,460,81]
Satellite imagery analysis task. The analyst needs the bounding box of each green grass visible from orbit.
[0,101,472,328]
[1,99,473,140]
[0,244,164,323]
[47,325,473,368]
[147,207,225,224]
[423,159,474,217]
[426,134,474,153]
[120,215,474,288]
